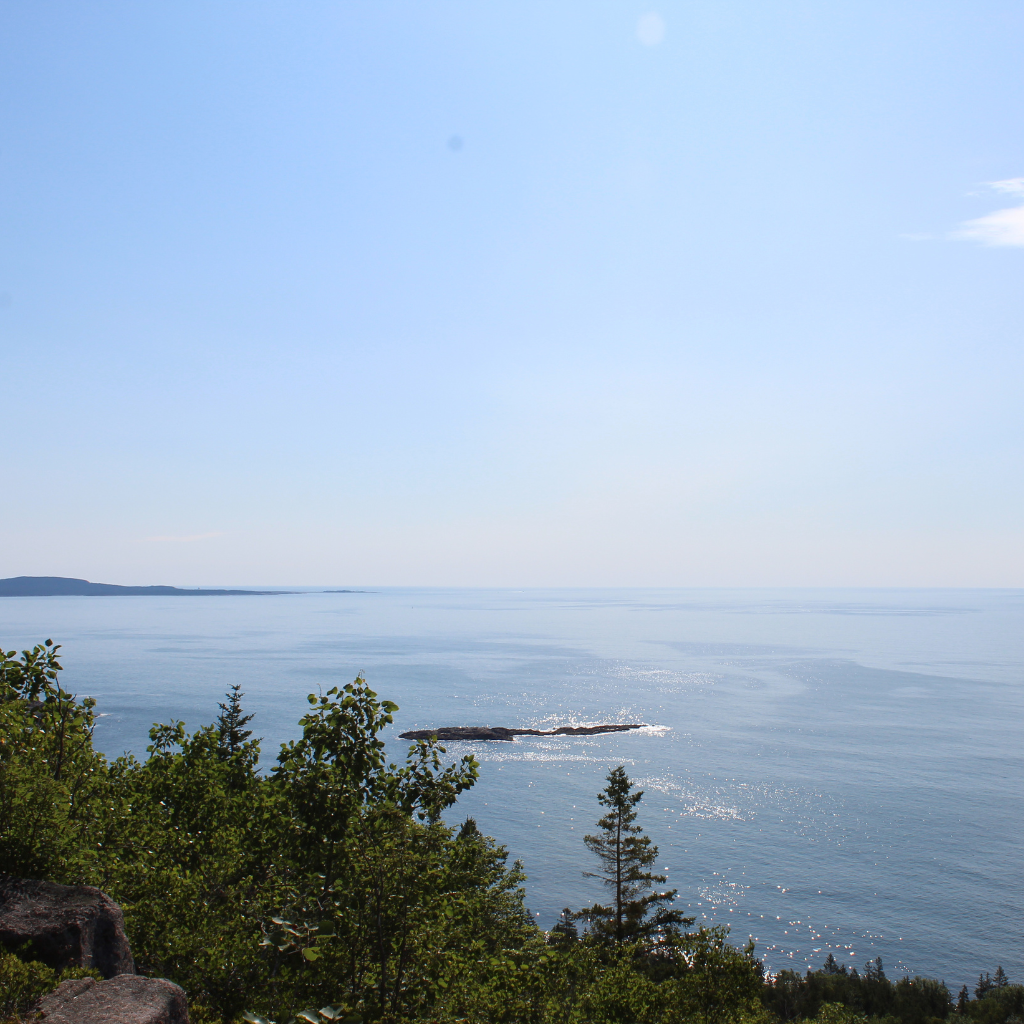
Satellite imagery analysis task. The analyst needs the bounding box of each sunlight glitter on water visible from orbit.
[2,586,1021,986]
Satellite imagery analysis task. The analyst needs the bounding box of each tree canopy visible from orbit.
[578,765,692,944]
[1,641,1017,1024]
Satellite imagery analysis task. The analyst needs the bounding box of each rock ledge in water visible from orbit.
[399,724,643,742]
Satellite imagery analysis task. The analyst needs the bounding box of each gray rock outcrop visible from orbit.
[0,875,134,978]
[399,723,644,741]
[36,976,188,1024]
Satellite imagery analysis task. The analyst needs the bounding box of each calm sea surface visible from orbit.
[2,588,1022,988]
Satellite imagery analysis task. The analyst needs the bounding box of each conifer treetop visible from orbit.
[577,765,692,944]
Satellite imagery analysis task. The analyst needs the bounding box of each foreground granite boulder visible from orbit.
[0,876,134,978]
[36,976,188,1024]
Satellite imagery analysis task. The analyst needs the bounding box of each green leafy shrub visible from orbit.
[966,985,1024,1024]
[0,642,111,880]
[0,949,97,1023]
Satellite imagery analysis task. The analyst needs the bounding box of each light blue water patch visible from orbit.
[2,587,1022,987]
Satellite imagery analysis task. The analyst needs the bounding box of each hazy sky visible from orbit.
[2,1,1022,586]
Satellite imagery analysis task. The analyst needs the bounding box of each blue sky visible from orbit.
[1,1,1022,586]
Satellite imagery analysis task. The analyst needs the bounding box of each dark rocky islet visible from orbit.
[398,724,644,742]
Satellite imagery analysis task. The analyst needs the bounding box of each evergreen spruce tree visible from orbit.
[577,765,692,944]
[864,956,885,981]
[549,907,579,946]
[975,972,993,999]
[957,985,970,1013]
[216,683,255,755]
[993,966,1008,988]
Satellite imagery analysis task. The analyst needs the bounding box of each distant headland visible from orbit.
[0,576,290,597]
[399,724,644,742]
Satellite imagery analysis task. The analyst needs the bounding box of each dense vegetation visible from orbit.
[1,641,1019,1024]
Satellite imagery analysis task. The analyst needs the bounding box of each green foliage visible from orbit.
[276,805,534,1021]
[659,925,768,1024]
[0,949,97,1023]
[577,766,692,945]
[92,716,281,1017]
[1,640,63,701]
[271,679,478,887]
[964,983,1024,1024]
[0,641,110,880]
[576,949,661,1023]
[548,908,579,947]
[3,640,1014,1024]
[0,646,498,1021]
[766,956,952,1024]
[217,684,256,755]
[811,1004,870,1024]
[443,926,769,1024]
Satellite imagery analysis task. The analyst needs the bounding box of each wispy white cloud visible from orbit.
[953,178,1024,246]
[989,177,1024,196]
[141,531,225,543]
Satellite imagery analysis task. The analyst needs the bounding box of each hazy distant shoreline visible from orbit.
[0,576,290,597]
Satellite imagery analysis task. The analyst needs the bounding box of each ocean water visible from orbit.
[2,587,1022,989]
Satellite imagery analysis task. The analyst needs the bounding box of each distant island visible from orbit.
[399,724,644,742]
[0,576,290,597]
